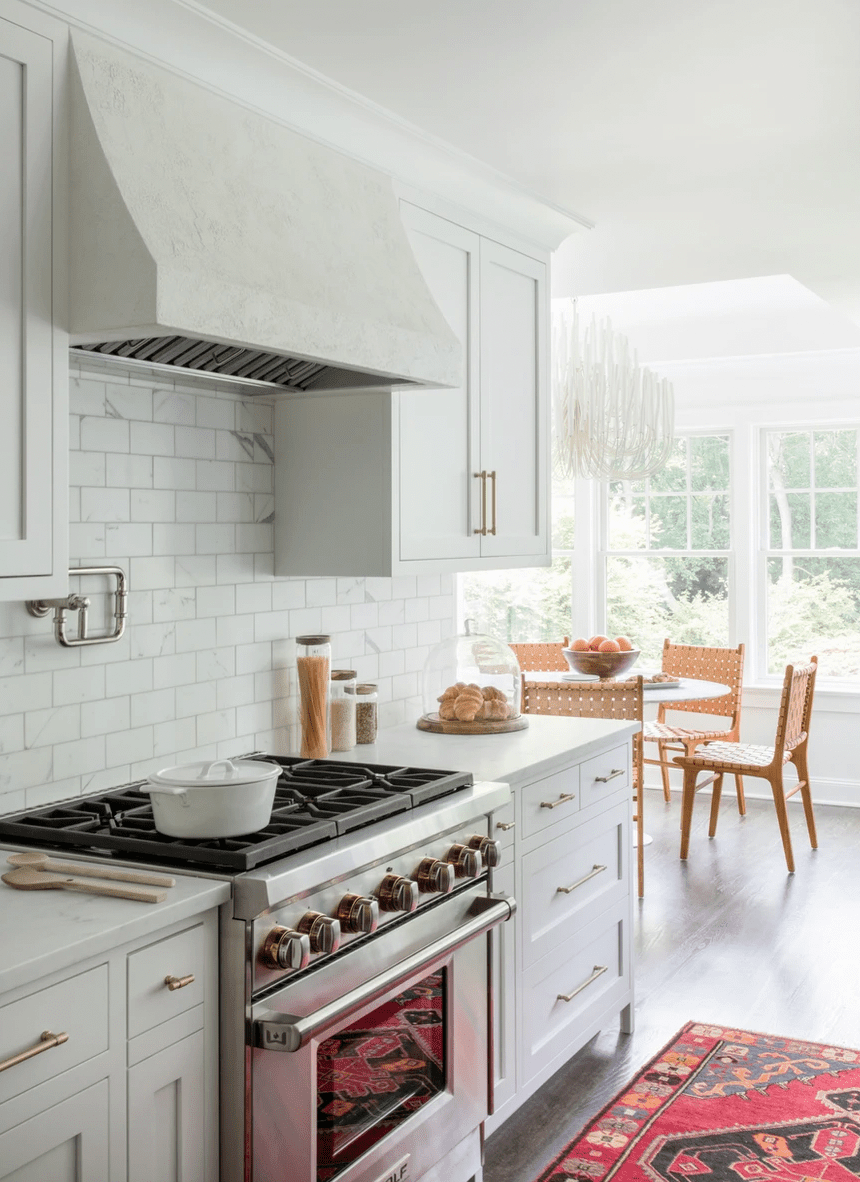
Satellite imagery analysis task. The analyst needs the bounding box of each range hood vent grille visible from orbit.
[72,336,408,394]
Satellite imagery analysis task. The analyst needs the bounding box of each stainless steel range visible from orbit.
[0,756,514,1182]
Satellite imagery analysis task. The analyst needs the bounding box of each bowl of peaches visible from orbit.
[562,635,640,679]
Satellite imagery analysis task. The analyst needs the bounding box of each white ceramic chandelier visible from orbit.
[553,299,674,481]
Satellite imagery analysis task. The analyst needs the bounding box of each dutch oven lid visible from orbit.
[148,758,281,790]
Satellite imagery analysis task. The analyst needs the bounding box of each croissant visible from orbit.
[481,699,509,721]
[438,700,457,721]
[481,686,506,701]
[454,696,482,722]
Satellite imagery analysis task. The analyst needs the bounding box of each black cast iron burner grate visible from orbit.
[0,758,474,873]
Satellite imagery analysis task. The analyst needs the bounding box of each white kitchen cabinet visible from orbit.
[273,203,549,577]
[0,909,219,1182]
[485,739,635,1134]
[0,0,68,600]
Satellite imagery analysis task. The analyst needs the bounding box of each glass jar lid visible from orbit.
[331,669,357,680]
[296,634,331,645]
[356,683,377,694]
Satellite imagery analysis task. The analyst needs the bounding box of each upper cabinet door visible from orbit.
[479,239,548,561]
[0,11,66,597]
[398,203,481,564]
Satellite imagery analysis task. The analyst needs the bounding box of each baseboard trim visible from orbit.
[644,775,860,809]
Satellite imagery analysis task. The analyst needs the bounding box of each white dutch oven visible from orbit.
[142,758,281,838]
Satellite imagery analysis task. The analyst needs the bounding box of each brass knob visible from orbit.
[445,844,482,879]
[337,893,380,934]
[261,927,311,971]
[164,973,195,991]
[297,911,341,955]
[377,874,420,913]
[467,835,503,868]
[416,857,456,894]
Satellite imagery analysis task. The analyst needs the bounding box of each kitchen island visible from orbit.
[331,714,638,1132]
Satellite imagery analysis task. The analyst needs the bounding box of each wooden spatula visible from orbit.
[1,867,166,904]
[7,851,175,888]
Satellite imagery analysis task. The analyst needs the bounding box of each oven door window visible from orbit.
[316,969,446,1181]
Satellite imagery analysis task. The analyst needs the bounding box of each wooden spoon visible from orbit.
[7,851,175,888]
[1,867,166,904]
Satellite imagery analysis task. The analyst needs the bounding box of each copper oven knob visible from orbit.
[297,911,341,955]
[377,874,420,913]
[261,927,312,971]
[467,834,503,868]
[445,844,482,879]
[416,857,456,894]
[337,893,380,934]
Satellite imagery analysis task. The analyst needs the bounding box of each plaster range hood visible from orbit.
[68,34,461,395]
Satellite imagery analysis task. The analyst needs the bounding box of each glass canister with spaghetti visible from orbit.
[296,634,331,759]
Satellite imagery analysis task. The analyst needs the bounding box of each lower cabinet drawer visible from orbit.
[521,802,629,968]
[127,923,205,1038]
[520,764,579,842]
[579,743,631,811]
[0,965,109,1106]
[522,902,628,1085]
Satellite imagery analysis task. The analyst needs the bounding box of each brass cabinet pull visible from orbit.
[0,1030,68,1073]
[164,974,195,991]
[496,821,516,831]
[488,470,497,535]
[557,965,608,1003]
[557,865,607,895]
[594,768,625,784]
[473,471,488,535]
[539,792,576,810]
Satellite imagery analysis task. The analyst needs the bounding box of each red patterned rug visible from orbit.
[533,1021,860,1182]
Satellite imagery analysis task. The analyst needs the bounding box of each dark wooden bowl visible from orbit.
[562,648,641,679]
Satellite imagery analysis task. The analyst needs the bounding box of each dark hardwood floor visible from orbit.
[484,789,860,1182]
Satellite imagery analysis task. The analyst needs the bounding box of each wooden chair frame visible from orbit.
[673,657,818,873]
[642,640,745,808]
[522,677,645,897]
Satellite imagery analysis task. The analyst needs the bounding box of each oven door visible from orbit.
[250,888,514,1182]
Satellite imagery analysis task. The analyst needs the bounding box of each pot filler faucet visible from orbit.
[26,565,128,647]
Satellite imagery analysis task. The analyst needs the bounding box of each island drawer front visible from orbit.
[521,803,628,968]
[127,923,205,1039]
[492,800,516,850]
[520,764,580,842]
[0,965,109,1106]
[579,743,631,810]
[522,902,627,1085]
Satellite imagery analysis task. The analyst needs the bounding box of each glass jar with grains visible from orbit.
[355,684,378,744]
[296,635,331,759]
[330,669,357,752]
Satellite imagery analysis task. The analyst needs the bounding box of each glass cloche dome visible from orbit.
[418,623,527,733]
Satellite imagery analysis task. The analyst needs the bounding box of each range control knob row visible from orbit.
[416,857,456,894]
[445,844,482,879]
[467,835,503,868]
[337,893,380,934]
[377,874,420,913]
[297,911,341,955]
[261,927,311,971]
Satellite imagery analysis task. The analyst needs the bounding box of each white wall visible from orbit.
[0,364,455,815]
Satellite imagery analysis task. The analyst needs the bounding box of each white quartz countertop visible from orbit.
[328,714,638,788]
[0,849,231,995]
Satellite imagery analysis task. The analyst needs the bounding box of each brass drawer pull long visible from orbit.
[488,470,497,535]
[594,768,625,784]
[164,974,195,991]
[557,865,607,895]
[473,471,488,536]
[0,1030,68,1073]
[540,792,576,810]
[557,965,608,1003]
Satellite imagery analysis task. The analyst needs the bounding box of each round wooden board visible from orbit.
[416,713,529,735]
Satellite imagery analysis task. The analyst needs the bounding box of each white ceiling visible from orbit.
[200,0,860,331]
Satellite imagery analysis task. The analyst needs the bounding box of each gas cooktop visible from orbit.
[0,755,473,873]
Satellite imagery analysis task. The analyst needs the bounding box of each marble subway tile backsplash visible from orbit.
[0,367,456,813]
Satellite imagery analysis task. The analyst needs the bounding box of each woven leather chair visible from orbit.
[522,677,645,897]
[673,657,818,873]
[643,641,745,807]
[508,638,569,711]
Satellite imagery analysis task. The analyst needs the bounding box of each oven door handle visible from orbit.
[253,892,516,1053]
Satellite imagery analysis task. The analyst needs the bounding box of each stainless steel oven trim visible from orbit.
[253,892,515,1052]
